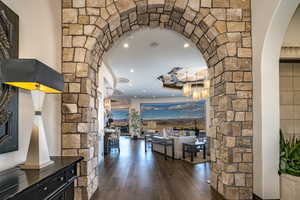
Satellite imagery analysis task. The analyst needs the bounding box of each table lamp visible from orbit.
[0,59,64,169]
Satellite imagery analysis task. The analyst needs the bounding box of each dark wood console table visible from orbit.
[0,156,83,200]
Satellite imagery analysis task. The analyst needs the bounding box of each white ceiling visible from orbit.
[283,4,300,47]
[104,28,207,99]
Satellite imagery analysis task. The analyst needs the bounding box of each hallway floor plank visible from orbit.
[93,137,223,200]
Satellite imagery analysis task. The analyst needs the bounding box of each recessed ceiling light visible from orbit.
[123,43,129,48]
[134,96,137,98]
[184,43,190,48]
[130,68,134,73]
[142,89,147,93]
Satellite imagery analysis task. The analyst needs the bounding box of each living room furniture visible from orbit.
[0,59,64,169]
[144,134,152,152]
[108,131,120,153]
[151,136,175,160]
[151,136,195,159]
[144,133,159,152]
[0,156,82,200]
[182,141,206,162]
[104,129,120,155]
[104,130,112,155]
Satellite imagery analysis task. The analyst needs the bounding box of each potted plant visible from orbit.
[129,109,141,140]
[279,130,300,200]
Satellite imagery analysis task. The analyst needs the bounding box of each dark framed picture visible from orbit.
[0,1,19,154]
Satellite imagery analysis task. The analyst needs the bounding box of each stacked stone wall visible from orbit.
[62,0,253,199]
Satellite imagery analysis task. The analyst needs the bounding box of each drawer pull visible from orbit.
[60,176,64,181]
[43,187,48,191]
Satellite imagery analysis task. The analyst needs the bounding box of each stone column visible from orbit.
[209,33,253,200]
[61,1,100,199]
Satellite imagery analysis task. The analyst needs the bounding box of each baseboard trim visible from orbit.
[253,193,280,200]
[209,186,225,199]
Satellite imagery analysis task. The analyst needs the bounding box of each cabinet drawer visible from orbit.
[37,171,66,199]
[14,186,38,200]
[0,157,82,200]
[65,164,76,180]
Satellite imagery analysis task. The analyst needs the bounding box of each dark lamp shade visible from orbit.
[0,59,64,93]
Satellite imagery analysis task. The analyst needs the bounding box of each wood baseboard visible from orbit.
[209,186,225,199]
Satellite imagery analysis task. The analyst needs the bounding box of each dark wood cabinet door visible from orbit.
[63,183,74,200]
[49,191,64,200]
[0,157,82,200]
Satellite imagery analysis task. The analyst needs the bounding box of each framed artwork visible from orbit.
[140,101,205,120]
[140,101,206,130]
[0,1,19,154]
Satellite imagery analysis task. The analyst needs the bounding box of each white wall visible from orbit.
[283,5,300,47]
[252,0,300,198]
[0,0,61,171]
[98,62,116,161]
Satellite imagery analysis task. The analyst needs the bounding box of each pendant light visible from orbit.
[183,83,192,96]
[104,98,111,111]
[182,70,192,96]
[201,88,209,99]
[192,87,202,101]
[204,79,210,89]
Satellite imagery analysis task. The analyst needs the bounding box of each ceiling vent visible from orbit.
[150,42,159,48]
[117,77,130,83]
[113,89,123,95]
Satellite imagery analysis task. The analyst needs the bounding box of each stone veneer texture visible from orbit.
[61,0,253,199]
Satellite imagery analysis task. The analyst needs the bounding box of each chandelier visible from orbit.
[191,74,210,101]
[104,98,111,110]
[157,67,210,100]
[192,84,210,101]
[204,79,210,88]
[182,83,192,96]
[192,87,202,101]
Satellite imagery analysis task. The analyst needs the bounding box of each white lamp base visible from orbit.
[21,90,53,169]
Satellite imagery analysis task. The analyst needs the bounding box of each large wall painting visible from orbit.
[0,1,19,154]
[111,109,129,126]
[140,101,206,130]
[140,101,205,120]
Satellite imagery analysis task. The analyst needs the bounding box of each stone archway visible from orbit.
[61,0,253,199]
[252,0,300,198]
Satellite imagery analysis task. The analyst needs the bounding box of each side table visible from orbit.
[182,141,206,162]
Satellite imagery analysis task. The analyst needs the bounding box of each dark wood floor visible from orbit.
[93,137,223,200]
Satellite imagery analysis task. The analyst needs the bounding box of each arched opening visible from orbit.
[96,27,212,199]
[252,0,300,199]
[61,0,253,199]
[102,27,208,136]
